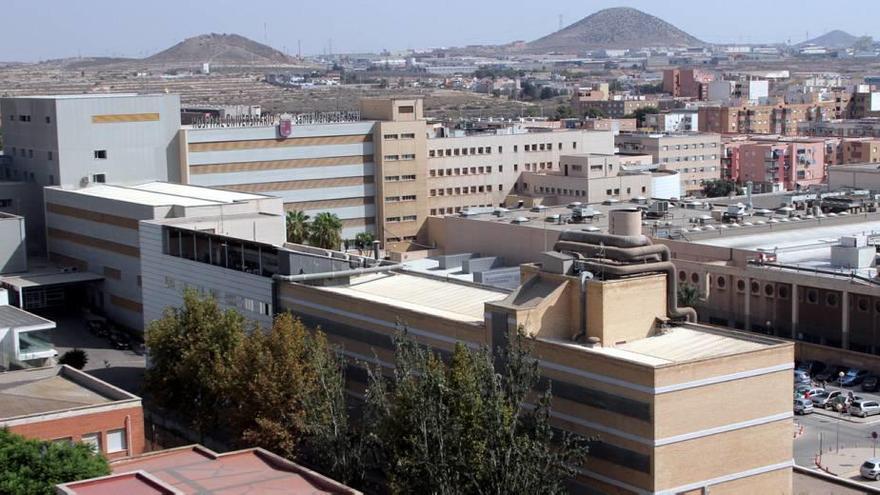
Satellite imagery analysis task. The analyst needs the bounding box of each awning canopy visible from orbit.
[1,271,104,291]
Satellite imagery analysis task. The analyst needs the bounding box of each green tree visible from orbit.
[583,107,606,118]
[286,210,310,244]
[555,105,575,120]
[144,290,245,437]
[624,106,659,122]
[364,331,588,494]
[58,349,88,370]
[702,179,741,198]
[0,429,109,495]
[229,313,363,485]
[309,212,343,250]
[677,283,700,308]
[354,232,375,252]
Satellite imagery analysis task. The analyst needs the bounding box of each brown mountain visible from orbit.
[525,7,706,53]
[145,33,295,65]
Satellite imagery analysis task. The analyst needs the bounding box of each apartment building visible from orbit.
[425,129,614,216]
[699,101,837,135]
[615,133,722,195]
[849,89,880,118]
[43,182,283,331]
[838,138,880,164]
[582,117,638,133]
[736,139,826,192]
[662,68,715,99]
[576,98,659,118]
[643,110,699,133]
[707,79,769,103]
[515,153,681,204]
[801,118,880,138]
[275,209,793,494]
[0,365,144,460]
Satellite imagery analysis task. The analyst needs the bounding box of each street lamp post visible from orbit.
[837,370,845,453]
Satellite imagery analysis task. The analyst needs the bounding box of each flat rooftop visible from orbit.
[0,366,136,420]
[318,271,508,323]
[0,305,54,330]
[51,182,270,207]
[59,445,359,494]
[549,325,782,367]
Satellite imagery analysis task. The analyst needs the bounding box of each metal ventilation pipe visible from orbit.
[557,230,651,248]
[554,241,668,264]
[577,260,697,322]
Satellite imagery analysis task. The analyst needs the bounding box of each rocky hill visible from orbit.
[797,30,859,49]
[145,33,295,65]
[525,7,705,53]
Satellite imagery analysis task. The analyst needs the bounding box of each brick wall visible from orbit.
[8,405,144,460]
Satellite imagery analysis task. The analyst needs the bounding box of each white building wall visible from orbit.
[651,173,683,199]
[139,222,274,331]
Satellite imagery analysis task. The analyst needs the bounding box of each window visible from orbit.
[28,149,33,158]
[385,196,400,202]
[106,429,127,453]
[94,149,107,159]
[401,195,416,201]
[92,173,106,183]
[384,175,400,182]
[401,133,415,139]
[81,433,101,453]
[401,174,416,181]
[498,146,503,153]
[401,154,416,160]
[45,116,51,124]
[0,199,11,208]
[385,216,401,223]
[48,151,53,161]
[499,165,503,173]
[52,437,73,446]
[402,215,417,221]
[398,105,414,114]
[383,134,398,140]
[383,155,399,161]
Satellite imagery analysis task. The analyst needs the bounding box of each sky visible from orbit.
[2,0,879,62]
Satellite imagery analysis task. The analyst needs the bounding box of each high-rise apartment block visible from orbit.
[615,133,722,194]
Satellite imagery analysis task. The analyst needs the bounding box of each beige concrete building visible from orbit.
[515,154,681,205]
[425,129,614,217]
[615,133,722,195]
[276,210,794,494]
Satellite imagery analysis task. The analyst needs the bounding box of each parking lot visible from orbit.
[49,314,145,395]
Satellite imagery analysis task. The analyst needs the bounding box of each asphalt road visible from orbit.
[794,413,880,467]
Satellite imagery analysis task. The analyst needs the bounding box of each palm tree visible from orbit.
[285,210,310,244]
[354,231,375,253]
[309,212,343,250]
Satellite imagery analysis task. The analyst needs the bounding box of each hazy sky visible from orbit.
[3,0,878,62]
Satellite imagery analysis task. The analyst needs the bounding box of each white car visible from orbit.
[850,400,880,418]
[861,458,880,481]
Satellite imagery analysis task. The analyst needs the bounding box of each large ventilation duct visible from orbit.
[554,214,696,322]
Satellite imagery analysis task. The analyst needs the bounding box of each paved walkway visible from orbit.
[817,447,880,488]
[812,407,880,425]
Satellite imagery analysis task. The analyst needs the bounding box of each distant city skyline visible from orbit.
[2,0,879,62]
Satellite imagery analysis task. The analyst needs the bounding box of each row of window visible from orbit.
[660,142,718,151]
[383,133,416,140]
[430,204,497,215]
[383,174,417,182]
[384,195,417,202]
[427,141,579,158]
[7,147,50,160]
[8,114,51,123]
[54,428,127,455]
[430,184,503,196]
[164,275,272,316]
[385,235,417,242]
[382,154,415,161]
[384,215,418,223]
[525,184,647,197]
[662,155,718,164]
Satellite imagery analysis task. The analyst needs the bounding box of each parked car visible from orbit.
[831,395,863,413]
[810,392,832,408]
[108,331,132,350]
[862,459,880,481]
[797,360,826,375]
[842,369,870,387]
[87,320,109,338]
[815,366,846,383]
[800,387,826,399]
[850,400,880,418]
[793,370,811,384]
[863,376,880,392]
[794,398,814,415]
